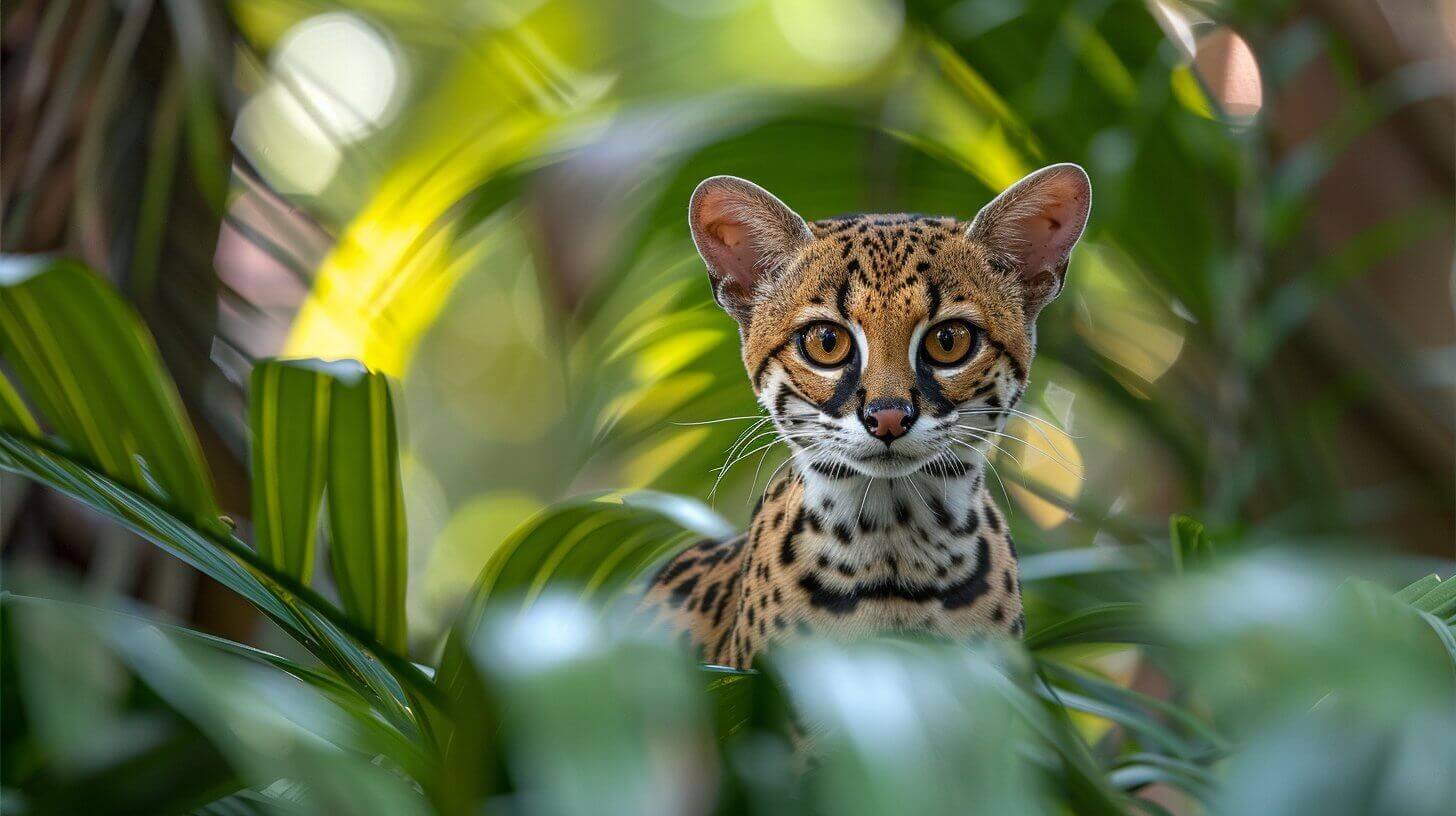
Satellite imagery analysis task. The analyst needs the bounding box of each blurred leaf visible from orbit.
[1169,514,1211,575]
[0,256,219,529]
[1409,575,1456,618]
[250,359,334,584]
[465,598,715,816]
[326,366,409,653]
[1025,603,1153,651]
[437,491,725,700]
[1394,574,1442,605]
[0,369,39,437]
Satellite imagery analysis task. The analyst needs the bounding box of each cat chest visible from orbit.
[770,527,1002,636]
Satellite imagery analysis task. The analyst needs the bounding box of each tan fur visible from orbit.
[642,167,1090,668]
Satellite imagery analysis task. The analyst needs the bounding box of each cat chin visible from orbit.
[846,450,933,479]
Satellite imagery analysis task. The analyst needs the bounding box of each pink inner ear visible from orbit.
[693,187,764,293]
[1014,173,1089,274]
[708,220,759,291]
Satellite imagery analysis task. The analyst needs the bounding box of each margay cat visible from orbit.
[640,164,1091,669]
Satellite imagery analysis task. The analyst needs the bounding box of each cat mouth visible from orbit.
[848,448,933,477]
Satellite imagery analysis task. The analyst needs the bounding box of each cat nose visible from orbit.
[861,399,916,443]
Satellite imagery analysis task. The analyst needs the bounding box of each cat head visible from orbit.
[689,165,1091,480]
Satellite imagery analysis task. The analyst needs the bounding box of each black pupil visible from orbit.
[937,328,956,351]
[818,327,837,351]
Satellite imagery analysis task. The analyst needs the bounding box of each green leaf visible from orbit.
[1410,576,1456,618]
[0,367,39,436]
[326,366,409,654]
[1024,603,1154,651]
[0,256,219,529]
[1395,574,1442,604]
[437,492,725,702]
[250,359,334,584]
[0,432,434,739]
[1169,514,1211,574]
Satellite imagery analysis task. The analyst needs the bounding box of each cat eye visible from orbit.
[797,321,853,368]
[921,320,977,367]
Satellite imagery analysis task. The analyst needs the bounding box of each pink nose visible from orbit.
[863,406,912,441]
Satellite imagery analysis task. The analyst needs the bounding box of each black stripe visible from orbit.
[985,339,1026,381]
[820,347,861,416]
[779,508,804,565]
[919,454,973,479]
[939,536,993,610]
[810,460,856,479]
[914,356,956,417]
[751,339,791,388]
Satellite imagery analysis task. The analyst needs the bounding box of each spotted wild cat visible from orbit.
[640,164,1092,669]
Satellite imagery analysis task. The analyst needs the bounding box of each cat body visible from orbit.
[641,166,1091,669]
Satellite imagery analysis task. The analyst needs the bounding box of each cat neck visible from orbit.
[786,453,994,562]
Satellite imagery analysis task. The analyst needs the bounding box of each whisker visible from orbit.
[856,477,875,528]
[952,439,1014,510]
[954,431,1025,469]
[954,425,1082,473]
[959,406,1084,439]
[902,474,935,517]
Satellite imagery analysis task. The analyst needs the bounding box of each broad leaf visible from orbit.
[437,492,730,702]
[250,359,334,584]
[0,433,432,739]
[0,256,220,529]
[326,366,409,653]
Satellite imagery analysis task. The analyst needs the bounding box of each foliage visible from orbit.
[3,0,1453,813]
[2,261,1454,814]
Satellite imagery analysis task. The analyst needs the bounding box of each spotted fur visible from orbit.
[640,165,1091,668]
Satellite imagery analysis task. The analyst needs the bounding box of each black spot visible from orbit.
[780,509,804,565]
[805,510,824,533]
[656,556,697,587]
[991,604,1005,623]
[832,523,853,544]
[670,576,699,608]
[985,507,1002,533]
[774,615,788,630]
[894,501,911,525]
[817,554,830,568]
[772,510,785,528]
[940,537,993,610]
[1002,571,1015,593]
[952,507,980,537]
[916,261,930,272]
[837,562,856,578]
[926,496,951,528]
[700,581,720,612]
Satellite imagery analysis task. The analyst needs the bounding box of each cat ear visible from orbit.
[690,176,813,324]
[968,163,1091,314]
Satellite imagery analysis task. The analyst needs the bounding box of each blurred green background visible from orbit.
[1,0,1454,813]
[11,0,1451,649]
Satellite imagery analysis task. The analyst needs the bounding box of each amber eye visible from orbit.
[921,320,977,367]
[797,321,853,368]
